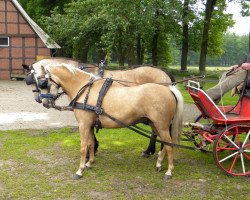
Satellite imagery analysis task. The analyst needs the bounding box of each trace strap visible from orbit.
[101,111,198,151]
[72,102,197,150]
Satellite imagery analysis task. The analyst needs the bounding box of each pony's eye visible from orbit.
[45,74,50,79]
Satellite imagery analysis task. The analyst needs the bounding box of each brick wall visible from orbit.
[0,0,52,80]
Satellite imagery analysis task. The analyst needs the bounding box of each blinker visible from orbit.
[25,74,36,85]
[38,79,49,89]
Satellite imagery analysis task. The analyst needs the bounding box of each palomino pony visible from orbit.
[35,63,183,180]
[23,57,175,157]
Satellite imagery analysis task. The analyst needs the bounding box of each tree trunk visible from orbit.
[117,30,125,66]
[152,10,160,67]
[152,27,159,66]
[118,53,125,66]
[180,0,189,71]
[199,0,217,72]
[79,46,88,62]
[137,36,144,65]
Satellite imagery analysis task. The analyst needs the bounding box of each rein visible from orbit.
[103,75,206,86]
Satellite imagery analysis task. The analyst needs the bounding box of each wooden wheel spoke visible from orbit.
[229,153,238,173]
[240,153,246,174]
[219,151,239,163]
[223,134,239,149]
[243,152,250,160]
[242,131,250,147]
[217,147,237,151]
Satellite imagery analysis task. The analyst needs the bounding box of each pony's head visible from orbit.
[36,64,62,109]
[23,59,66,103]
[23,63,44,103]
[38,63,98,109]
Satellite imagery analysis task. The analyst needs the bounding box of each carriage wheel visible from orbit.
[213,123,250,176]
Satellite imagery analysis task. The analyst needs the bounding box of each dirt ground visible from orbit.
[0,80,200,130]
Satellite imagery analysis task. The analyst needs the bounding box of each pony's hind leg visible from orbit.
[86,128,98,160]
[142,132,157,157]
[155,128,174,180]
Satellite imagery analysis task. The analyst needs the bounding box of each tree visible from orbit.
[180,0,190,71]
[199,0,217,72]
[199,0,249,71]
[42,0,181,66]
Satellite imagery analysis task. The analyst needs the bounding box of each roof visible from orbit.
[11,0,60,49]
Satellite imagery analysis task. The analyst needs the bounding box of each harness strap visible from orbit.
[79,63,96,70]
[69,77,95,107]
[96,78,113,114]
[72,78,113,132]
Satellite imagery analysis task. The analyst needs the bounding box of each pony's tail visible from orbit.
[169,85,184,157]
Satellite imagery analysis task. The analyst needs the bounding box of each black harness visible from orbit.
[70,77,113,132]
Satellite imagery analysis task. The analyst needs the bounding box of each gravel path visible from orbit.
[0,80,200,130]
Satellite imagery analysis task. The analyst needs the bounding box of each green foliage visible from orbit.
[41,0,183,64]
[19,0,71,25]
[19,0,247,68]
[207,0,234,56]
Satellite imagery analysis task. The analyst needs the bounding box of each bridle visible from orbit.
[24,63,66,105]
[37,71,61,101]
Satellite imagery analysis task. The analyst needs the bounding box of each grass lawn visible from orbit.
[0,127,249,200]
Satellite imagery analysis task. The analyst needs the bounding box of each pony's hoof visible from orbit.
[141,151,150,158]
[73,174,82,180]
[163,175,172,180]
[156,167,161,172]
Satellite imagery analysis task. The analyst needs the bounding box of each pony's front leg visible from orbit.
[85,127,95,169]
[74,125,92,180]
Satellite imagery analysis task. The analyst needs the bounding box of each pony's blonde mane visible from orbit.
[45,63,98,79]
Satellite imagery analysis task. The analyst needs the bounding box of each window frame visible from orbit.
[0,37,9,47]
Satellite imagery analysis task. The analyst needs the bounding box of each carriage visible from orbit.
[185,80,250,177]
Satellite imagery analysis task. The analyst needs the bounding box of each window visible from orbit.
[0,37,9,46]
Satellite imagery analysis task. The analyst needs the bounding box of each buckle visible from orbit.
[95,108,103,115]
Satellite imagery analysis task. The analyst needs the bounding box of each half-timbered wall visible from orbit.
[0,0,51,80]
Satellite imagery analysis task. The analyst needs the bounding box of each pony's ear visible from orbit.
[22,64,30,72]
[41,65,47,75]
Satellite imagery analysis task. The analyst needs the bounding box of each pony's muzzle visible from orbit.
[40,94,56,109]
[42,98,53,109]
[34,92,42,103]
